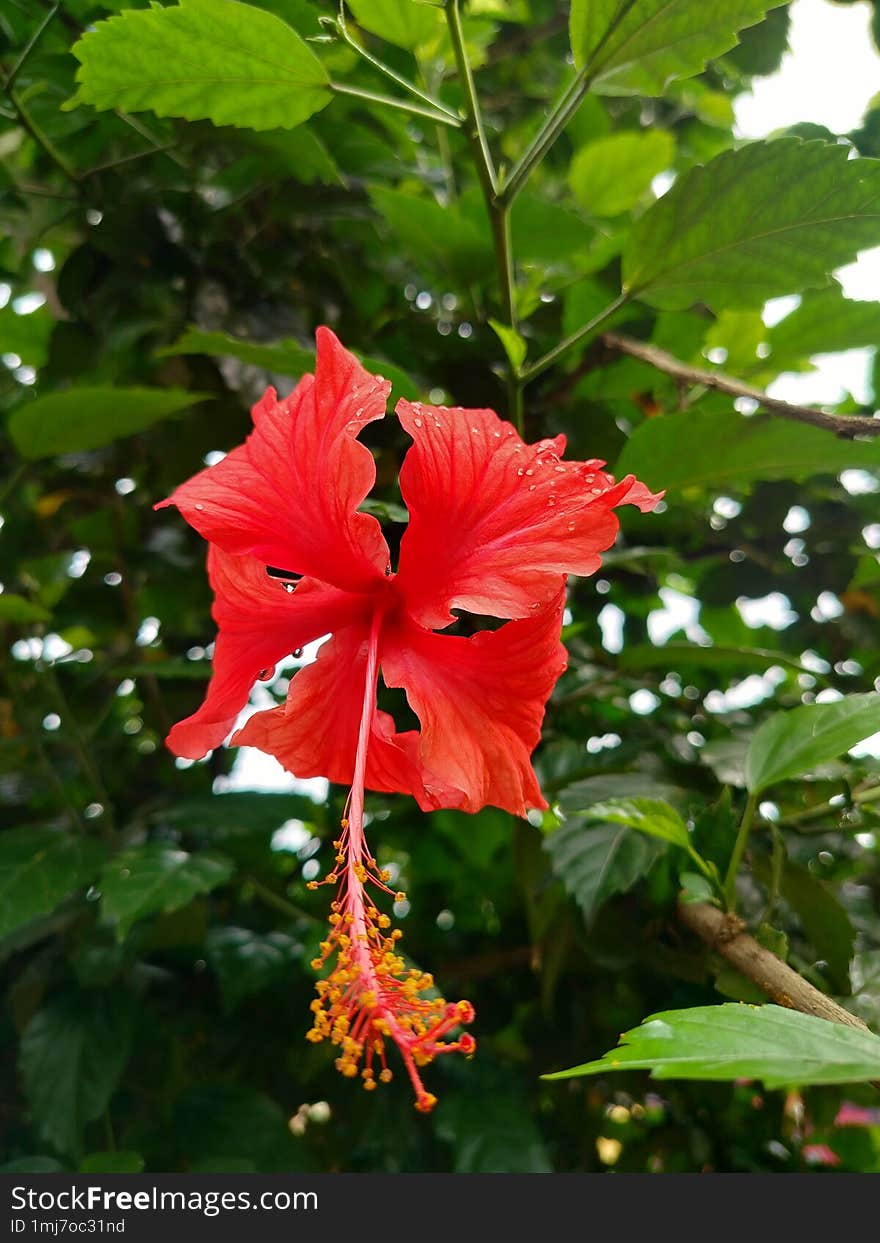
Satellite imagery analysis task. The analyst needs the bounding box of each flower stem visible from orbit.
[519,292,628,385]
[331,7,461,124]
[445,0,524,432]
[497,66,592,206]
[330,80,461,128]
[724,791,759,911]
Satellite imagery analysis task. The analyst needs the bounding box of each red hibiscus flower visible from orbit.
[157,327,661,1110]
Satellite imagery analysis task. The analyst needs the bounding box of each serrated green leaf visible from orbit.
[624,140,880,310]
[570,0,780,95]
[583,797,691,849]
[557,772,682,815]
[99,843,234,937]
[347,0,445,50]
[65,0,331,131]
[544,819,663,925]
[19,990,135,1156]
[569,130,674,217]
[615,406,880,493]
[766,287,880,369]
[10,387,207,460]
[544,1004,880,1087]
[745,692,880,794]
[0,828,104,939]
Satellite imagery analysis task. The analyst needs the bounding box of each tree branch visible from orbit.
[678,900,869,1031]
[603,332,880,439]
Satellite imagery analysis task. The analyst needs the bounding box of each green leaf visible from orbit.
[489,319,527,371]
[583,797,691,850]
[766,287,880,368]
[158,327,315,375]
[753,856,855,993]
[570,0,780,95]
[346,0,444,50]
[0,594,52,623]
[206,926,301,1011]
[557,772,682,816]
[369,185,493,285]
[544,819,663,925]
[745,692,880,794]
[99,843,234,938]
[0,828,104,939]
[9,387,207,460]
[0,304,54,367]
[615,406,880,493]
[569,130,674,217]
[543,1004,880,1087]
[65,0,331,131]
[79,1151,145,1173]
[159,327,419,399]
[624,140,880,310]
[19,990,135,1156]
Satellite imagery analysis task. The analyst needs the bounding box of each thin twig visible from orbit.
[603,332,880,439]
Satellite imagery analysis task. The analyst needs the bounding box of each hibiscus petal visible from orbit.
[167,548,366,760]
[381,589,568,816]
[394,401,662,627]
[233,622,461,809]
[157,328,391,594]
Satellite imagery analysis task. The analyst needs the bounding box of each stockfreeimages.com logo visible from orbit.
[11,1186,318,1219]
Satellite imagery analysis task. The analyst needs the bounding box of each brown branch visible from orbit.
[602,331,880,440]
[678,901,868,1031]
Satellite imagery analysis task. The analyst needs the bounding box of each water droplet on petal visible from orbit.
[414,417,423,428]
[292,647,304,658]
[494,431,502,438]
[567,521,576,531]
[194,503,205,511]
[517,467,525,477]
[530,602,541,611]
[282,582,296,594]
[528,485,536,492]
[258,667,273,680]
[525,469,534,477]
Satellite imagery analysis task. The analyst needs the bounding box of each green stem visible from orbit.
[724,791,759,911]
[762,823,785,926]
[8,88,79,182]
[446,0,524,431]
[333,6,461,123]
[3,2,60,92]
[497,66,591,205]
[329,79,461,128]
[519,291,628,385]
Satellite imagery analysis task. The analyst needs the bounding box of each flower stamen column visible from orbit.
[306,606,476,1112]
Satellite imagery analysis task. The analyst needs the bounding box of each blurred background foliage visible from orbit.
[3,0,880,1173]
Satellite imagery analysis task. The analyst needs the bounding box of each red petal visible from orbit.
[233,622,461,809]
[157,328,391,594]
[381,589,568,816]
[166,547,366,760]
[395,401,663,627]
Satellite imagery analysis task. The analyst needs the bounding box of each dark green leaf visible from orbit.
[65,0,331,131]
[0,594,52,623]
[0,828,104,939]
[545,819,663,924]
[79,1151,145,1173]
[766,287,880,368]
[753,856,855,993]
[206,926,301,1011]
[369,185,492,285]
[625,140,880,309]
[745,693,880,793]
[582,797,691,849]
[19,990,135,1156]
[10,387,208,459]
[544,1003,880,1087]
[99,843,234,937]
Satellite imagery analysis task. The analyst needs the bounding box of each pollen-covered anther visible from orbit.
[307,832,476,1112]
